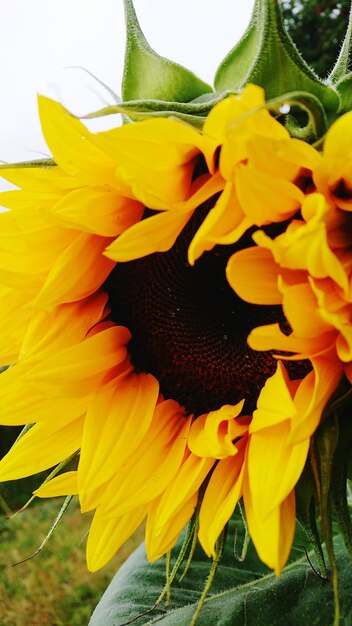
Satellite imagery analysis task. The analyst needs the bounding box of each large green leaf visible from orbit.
[89,518,352,625]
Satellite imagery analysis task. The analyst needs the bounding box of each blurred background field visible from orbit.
[0,451,143,626]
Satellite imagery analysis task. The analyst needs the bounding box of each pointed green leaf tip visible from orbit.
[122,0,212,103]
[328,1,352,85]
[329,1,352,113]
[214,0,339,113]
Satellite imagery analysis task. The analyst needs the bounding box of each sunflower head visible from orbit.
[0,2,351,616]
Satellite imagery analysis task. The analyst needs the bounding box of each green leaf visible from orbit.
[122,0,212,103]
[214,0,339,113]
[89,518,352,626]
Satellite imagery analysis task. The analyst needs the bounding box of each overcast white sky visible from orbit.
[0,0,255,181]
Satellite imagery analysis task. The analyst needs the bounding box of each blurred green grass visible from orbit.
[0,492,143,626]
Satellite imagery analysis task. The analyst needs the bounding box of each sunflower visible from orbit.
[0,84,350,577]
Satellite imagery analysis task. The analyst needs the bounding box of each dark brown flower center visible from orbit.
[105,199,309,415]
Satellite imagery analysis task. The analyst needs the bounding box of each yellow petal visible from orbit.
[309,278,352,361]
[203,95,248,145]
[290,356,343,442]
[146,492,198,562]
[188,181,251,265]
[0,287,32,363]
[50,187,143,236]
[244,478,296,575]
[248,420,309,520]
[38,96,116,187]
[23,326,130,397]
[0,372,90,426]
[247,135,320,181]
[34,471,79,497]
[105,205,194,262]
[281,281,332,339]
[236,164,304,224]
[226,247,282,305]
[250,362,297,433]
[86,505,146,572]
[0,267,45,296]
[145,453,215,561]
[0,210,77,275]
[198,437,247,557]
[33,233,115,309]
[248,323,336,358]
[0,189,60,212]
[0,415,84,481]
[204,85,286,150]
[97,402,191,517]
[78,373,159,495]
[0,165,80,192]
[20,292,108,360]
[106,172,224,262]
[93,117,206,205]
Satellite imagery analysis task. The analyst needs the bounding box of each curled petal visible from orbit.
[188,401,246,459]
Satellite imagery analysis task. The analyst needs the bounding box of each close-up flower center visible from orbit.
[106,198,306,415]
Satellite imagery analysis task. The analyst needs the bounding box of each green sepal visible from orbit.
[0,158,55,169]
[328,390,352,558]
[83,89,328,139]
[335,73,352,113]
[268,91,328,142]
[13,495,73,566]
[310,413,340,625]
[214,0,339,114]
[295,463,327,578]
[80,92,228,128]
[122,0,212,103]
[328,2,352,85]
[330,1,352,115]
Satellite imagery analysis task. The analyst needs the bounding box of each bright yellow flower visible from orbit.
[0,86,350,579]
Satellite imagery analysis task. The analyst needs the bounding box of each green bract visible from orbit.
[85,0,352,144]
